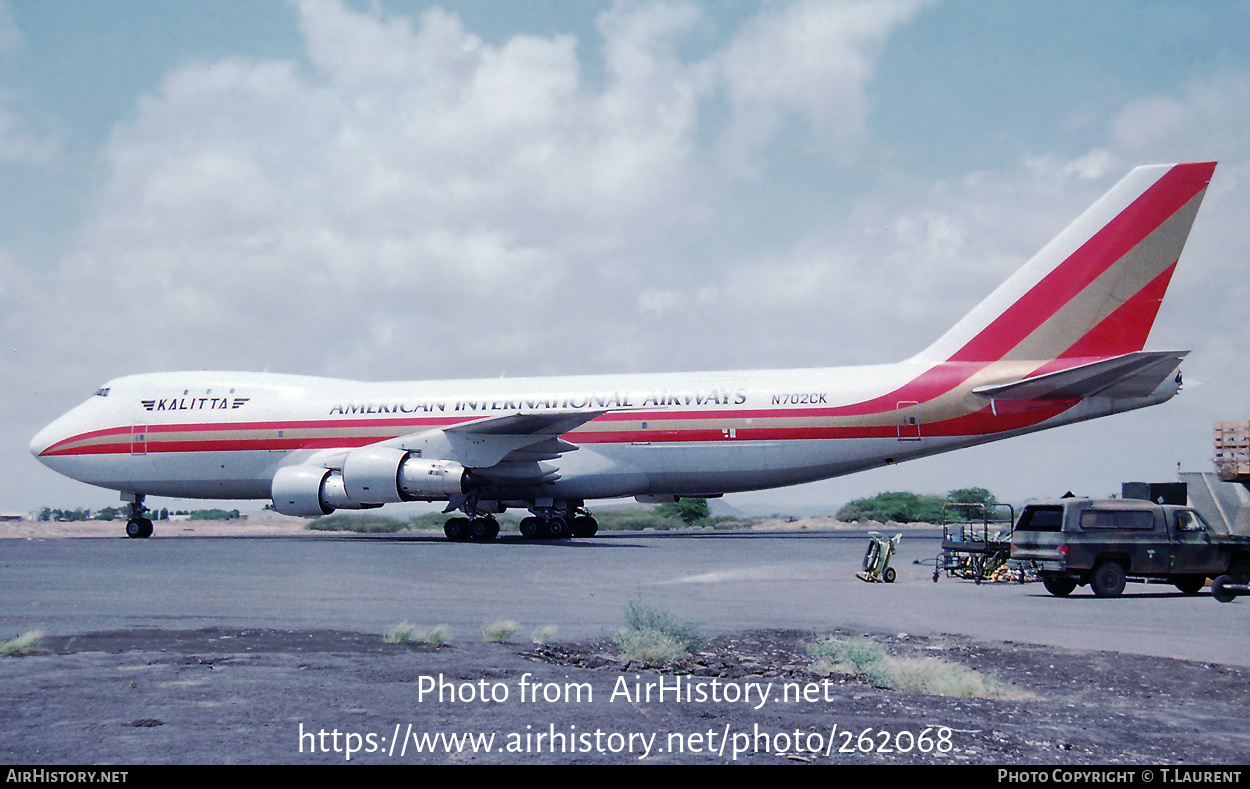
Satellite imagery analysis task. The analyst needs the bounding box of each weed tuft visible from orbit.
[422,625,451,647]
[383,623,451,647]
[612,599,703,665]
[807,635,1023,699]
[0,630,45,657]
[382,622,419,645]
[531,625,559,644]
[482,620,519,643]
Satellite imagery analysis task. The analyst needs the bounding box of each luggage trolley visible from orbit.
[858,532,902,583]
[933,502,1015,584]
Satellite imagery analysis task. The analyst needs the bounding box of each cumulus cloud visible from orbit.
[32,0,930,386]
[714,0,929,174]
[13,0,1250,511]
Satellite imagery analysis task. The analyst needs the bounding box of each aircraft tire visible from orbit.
[571,516,597,537]
[862,541,879,572]
[125,518,153,539]
[519,517,544,539]
[470,517,498,541]
[444,518,471,542]
[1090,561,1126,598]
[546,517,570,539]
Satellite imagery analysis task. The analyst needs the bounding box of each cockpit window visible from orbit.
[94,388,110,397]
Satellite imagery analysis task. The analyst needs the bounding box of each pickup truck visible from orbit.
[1009,498,1250,597]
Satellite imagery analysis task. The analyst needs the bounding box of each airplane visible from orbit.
[31,161,1216,540]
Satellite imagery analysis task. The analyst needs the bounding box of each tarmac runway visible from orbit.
[3,529,1247,667]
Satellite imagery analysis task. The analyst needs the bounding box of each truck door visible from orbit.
[1171,510,1220,575]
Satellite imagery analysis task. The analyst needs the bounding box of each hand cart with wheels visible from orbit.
[933,502,1016,584]
[858,532,902,583]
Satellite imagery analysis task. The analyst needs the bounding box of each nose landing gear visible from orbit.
[123,493,153,539]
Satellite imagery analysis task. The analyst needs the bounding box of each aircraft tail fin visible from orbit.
[915,161,1216,365]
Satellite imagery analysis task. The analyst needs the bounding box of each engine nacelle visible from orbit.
[341,446,468,504]
[271,450,469,516]
[398,457,468,499]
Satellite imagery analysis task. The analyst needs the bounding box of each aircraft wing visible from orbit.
[439,411,602,473]
[972,351,1187,402]
[384,410,605,483]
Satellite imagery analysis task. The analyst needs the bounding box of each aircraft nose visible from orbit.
[30,418,66,461]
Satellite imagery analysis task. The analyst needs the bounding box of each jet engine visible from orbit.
[271,447,469,517]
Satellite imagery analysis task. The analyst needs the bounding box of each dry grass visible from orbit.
[383,623,450,647]
[808,636,1025,699]
[482,620,519,643]
[612,599,703,666]
[531,625,559,644]
[1,629,45,656]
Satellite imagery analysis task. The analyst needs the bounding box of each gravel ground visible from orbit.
[2,626,1247,765]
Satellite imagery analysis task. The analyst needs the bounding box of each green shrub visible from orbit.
[422,625,451,647]
[836,491,945,523]
[309,514,415,533]
[1,630,45,656]
[482,620,519,643]
[612,599,703,665]
[382,622,450,647]
[382,622,419,644]
[653,498,710,524]
[188,509,241,521]
[531,625,559,644]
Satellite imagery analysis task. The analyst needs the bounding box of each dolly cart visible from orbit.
[858,532,902,583]
[933,502,1016,584]
[1213,575,1249,603]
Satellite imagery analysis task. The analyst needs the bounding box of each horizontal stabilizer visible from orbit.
[972,351,1187,402]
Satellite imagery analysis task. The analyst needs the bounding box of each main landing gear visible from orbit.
[441,508,598,542]
[123,493,153,539]
[518,514,598,539]
[443,516,500,542]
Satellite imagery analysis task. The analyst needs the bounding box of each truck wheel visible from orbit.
[1041,574,1077,597]
[1173,576,1205,595]
[1091,561,1126,598]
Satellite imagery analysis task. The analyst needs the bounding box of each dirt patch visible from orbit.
[2,627,1246,764]
[0,515,314,539]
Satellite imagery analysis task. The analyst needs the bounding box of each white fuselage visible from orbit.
[30,359,1174,506]
[29,163,1214,517]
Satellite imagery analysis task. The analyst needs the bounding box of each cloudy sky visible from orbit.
[4,0,1250,515]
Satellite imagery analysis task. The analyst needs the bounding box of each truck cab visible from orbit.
[1009,498,1250,597]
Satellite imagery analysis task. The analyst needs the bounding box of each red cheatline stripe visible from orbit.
[1056,261,1178,359]
[814,163,1212,416]
[43,397,1079,456]
[948,162,1213,364]
[1024,262,1179,379]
